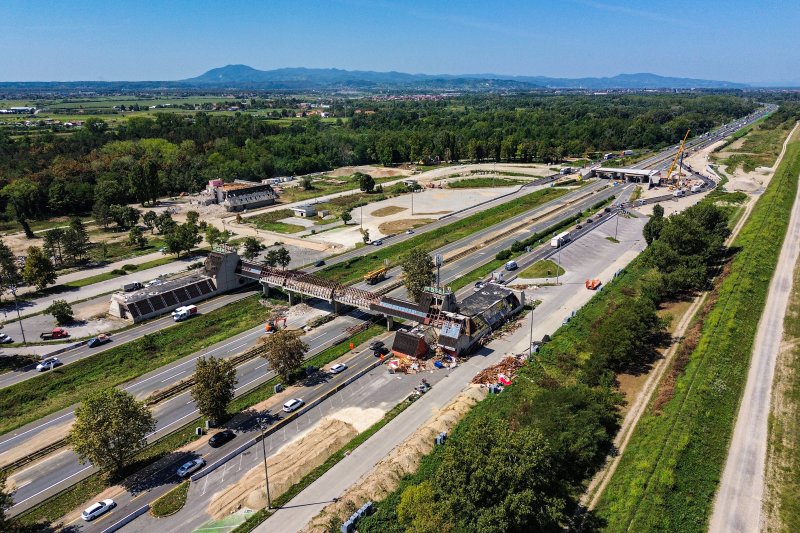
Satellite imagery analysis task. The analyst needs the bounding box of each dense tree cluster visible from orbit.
[0,95,756,228]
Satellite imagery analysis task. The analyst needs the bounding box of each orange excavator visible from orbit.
[265,317,287,333]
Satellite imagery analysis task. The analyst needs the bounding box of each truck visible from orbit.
[172,305,198,322]
[40,327,69,340]
[673,189,685,198]
[363,267,387,285]
[122,281,143,292]
[550,231,570,248]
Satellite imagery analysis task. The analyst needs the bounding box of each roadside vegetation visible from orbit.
[151,481,190,517]
[713,104,799,172]
[596,140,800,531]
[248,209,305,233]
[519,259,564,279]
[446,177,527,188]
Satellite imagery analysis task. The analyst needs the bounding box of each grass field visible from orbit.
[247,209,305,233]
[518,259,564,279]
[317,187,568,284]
[596,140,800,531]
[714,118,794,172]
[0,295,271,436]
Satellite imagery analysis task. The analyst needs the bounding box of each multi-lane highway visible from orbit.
[4,106,773,524]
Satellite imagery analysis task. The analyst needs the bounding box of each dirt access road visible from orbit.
[709,125,800,532]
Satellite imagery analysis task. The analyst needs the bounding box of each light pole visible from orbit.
[257,417,272,509]
[528,301,535,357]
[411,188,414,215]
[10,285,26,345]
[360,205,363,232]
[555,244,562,286]
[614,210,620,241]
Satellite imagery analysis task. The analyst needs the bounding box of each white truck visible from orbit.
[673,189,685,198]
[551,231,570,248]
[690,184,702,193]
[172,305,198,322]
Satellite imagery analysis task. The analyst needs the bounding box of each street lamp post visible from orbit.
[614,210,620,241]
[528,301,535,357]
[10,285,26,345]
[257,417,272,509]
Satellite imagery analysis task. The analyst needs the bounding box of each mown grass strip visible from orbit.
[232,395,417,533]
[0,295,271,436]
[596,141,800,532]
[317,187,569,284]
[150,481,190,517]
[447,177,527,188]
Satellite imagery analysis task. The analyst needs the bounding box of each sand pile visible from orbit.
[303,386,487,533]
[207,406,385,520]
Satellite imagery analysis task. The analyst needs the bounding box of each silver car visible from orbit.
[177,457,206,477]
[36,358,63,372]
[329,363,347,375]
[282,398,304,413]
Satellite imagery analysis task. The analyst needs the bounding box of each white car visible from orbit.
[36,358,63,372]
[0,333,13,344]
[82,498,116,521]
[330,363,347,375]
[282,398,304,413]
[176,457,206,477]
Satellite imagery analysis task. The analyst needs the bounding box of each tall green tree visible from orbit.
[163,223,202,256]
[22,246,56,290]
[143,210,158,234]
[62,219,91,264]
[127,226,147,249]
[357,172,376,192]
[340,211,352,225]
[43,227,66,267]
[155,212,176,234]
[0,470,14,532]
[70,388,155,479]
[643,203,665,245]
[191,356,237,425]
[400,248,435,302]
[261,330,308,383]
[2,177,40,238]
[0,240,19,300]
[46,299,74,325]
[186,210,200,227]
[92,200,112,229]
[241,236,261,260]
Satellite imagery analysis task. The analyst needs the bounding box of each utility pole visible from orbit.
[555,244,562,286]
[528,302,535,357]
[10,285,26,345]
[257,417,272,509]
[614,210,620,241]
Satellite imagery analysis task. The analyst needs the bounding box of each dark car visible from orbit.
[368,340,385,351]
[208,429,236,448]
[314,260,325,267]
[374,346,390,357]
[87,334,111,348]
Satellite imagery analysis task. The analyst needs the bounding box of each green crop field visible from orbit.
[596,140,800,532]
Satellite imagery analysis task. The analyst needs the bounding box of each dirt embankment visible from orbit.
[302,386,487,533]
[207,407,385,519]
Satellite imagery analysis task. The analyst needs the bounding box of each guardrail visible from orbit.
[100,504,150,533]
[191,357,385,482]
[0,437,69,473]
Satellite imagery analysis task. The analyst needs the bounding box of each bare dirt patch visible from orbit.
[377,218,435,234]
[303,386,487,533]
[327,166,411,179]
[370,206,407,218]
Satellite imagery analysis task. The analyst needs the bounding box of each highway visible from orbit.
[3,106,772,524]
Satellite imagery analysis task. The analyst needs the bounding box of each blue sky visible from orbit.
[2,0,796,83]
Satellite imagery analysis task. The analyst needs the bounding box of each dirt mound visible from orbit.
[303,386,487,532]
[377,218,434,234]
[207,417,358,519]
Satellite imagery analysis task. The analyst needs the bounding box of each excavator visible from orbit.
[666,129,690,188]
[264,317,287,333]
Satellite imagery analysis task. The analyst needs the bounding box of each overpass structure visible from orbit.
[591,166,660,183]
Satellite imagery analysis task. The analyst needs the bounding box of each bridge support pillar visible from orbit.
[288,292,298,306]
[261,283,269,298]
[386,316,394,331]
[334,301,343,315]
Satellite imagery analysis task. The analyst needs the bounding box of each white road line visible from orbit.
[0,412,74,447]
[10,464,94,509]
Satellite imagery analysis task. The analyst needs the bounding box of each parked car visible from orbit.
[368,340,385,351]
[208,429,236,448]
[372,240,383,246]
[329,363,347,374]
[282,398,305,413]
[176,457,206,477]
[0,333,13,344]
[504,261,518,271]
[36,358,63,372]
[314,260,325,267]
[374,346,390,357]
[82,499,116,521]
[473,281,485,291]
[87,334,111,348]
[575,224,583,230]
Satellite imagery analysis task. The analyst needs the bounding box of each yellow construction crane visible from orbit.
[666,129,690,186]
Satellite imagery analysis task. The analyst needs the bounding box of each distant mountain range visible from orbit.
[182,65,750,90]
[0,65,757,93]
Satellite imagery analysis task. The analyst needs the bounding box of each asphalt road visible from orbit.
[708,126,800,533]
[4,106,772,522]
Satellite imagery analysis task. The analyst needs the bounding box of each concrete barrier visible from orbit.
[191,357,384,481]
[100,504,150,533]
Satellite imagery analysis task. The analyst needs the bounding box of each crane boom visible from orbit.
[666,129,691,185]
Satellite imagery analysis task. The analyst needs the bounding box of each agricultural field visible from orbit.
[596,140,800,531]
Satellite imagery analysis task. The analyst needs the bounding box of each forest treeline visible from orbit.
[0,94,756,226]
